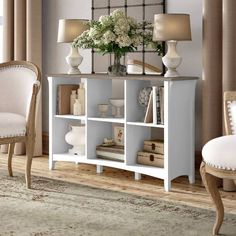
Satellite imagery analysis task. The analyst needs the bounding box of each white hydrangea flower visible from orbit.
[99,15,112,27]
[114,18,130,35]
[103,30,116,44]
[88,28,100,39]
[111,9,125,21]
[131,35,143,47]
[116,35,132,47]
[127,16,138,28]
[94,39,102,46]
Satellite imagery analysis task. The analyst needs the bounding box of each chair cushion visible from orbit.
[0,113,26,138]
[202,135,236,171]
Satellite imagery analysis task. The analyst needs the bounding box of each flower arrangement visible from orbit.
[73,9,162,75]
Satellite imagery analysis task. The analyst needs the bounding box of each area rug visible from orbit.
[0,172,235,236]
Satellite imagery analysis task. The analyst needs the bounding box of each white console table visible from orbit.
[48,74,198,191]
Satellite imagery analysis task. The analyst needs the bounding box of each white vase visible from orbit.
[65,125,85,155]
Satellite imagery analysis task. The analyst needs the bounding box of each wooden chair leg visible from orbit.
[8,143,15,177]
[200,162,224,235]
[25,139,35,189]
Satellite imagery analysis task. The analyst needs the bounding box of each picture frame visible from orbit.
[113,126,124,146]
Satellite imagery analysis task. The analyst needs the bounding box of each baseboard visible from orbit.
[42,132,49,155]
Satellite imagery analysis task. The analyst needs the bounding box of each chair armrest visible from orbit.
[32,80,41,95]
[26,80,41,135]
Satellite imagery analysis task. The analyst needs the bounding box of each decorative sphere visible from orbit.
[138,87,152,107]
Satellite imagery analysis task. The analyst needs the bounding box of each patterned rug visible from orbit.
[0,171,235,236]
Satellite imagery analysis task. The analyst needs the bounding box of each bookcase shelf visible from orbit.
[88,117,125,123]
[48,74,198,191]
[55,114,86,120]
[127,121,164,128]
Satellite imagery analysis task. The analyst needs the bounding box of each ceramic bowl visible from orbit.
[98,104,109,118]
[109,99,124,118]
[109,99,124,108]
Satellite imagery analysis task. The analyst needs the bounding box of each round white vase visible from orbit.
[65,125,85,155]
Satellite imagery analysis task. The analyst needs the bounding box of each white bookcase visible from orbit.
[48,74,198,191]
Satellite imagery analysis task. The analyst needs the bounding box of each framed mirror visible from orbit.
[92,0,166,75]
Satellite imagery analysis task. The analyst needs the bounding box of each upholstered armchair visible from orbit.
[0,61,40,188]
[201,91,236,235]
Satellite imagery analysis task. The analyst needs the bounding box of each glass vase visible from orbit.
[108,52,127,76]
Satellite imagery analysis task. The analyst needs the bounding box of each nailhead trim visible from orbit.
[205,160,236,171]
[0,130,26,138]
[227,101,236,135]
[0,65,33,72]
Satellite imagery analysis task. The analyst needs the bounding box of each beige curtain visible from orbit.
[203,0,236,191]
[2,0,42,156]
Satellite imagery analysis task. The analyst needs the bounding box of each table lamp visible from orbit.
[57,19,89,74]
[153,14,192,77]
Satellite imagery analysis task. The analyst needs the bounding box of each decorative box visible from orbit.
[143,140,164,154]
[137,151,164,168]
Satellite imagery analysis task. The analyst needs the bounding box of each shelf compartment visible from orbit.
[87,121,125,162]
[55,115,86,120]
[127,121,164,128]
[88,117,125,123]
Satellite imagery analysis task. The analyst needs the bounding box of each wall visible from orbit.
[167,0,203,150]
[42,0,91,132]
[42,0,203,150]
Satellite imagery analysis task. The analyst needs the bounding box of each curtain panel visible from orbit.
[203,0,236,191]
[2,0,42,156]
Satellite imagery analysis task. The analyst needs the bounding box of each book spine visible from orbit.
[96,147,124,154]
[156,87,161,124]
[152,86,157,124]
[160,86,164,125]
[96,151,124,160]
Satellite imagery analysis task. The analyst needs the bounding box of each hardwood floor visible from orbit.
[0,154,235,214]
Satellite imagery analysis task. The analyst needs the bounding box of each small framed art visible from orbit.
[113,126,124,146]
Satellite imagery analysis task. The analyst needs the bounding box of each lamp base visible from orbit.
[66,45,83,75]
[68,67,81,75]
[162,40,182,78]
[164,69,180,78]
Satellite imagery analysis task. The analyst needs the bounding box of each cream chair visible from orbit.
[201,91,236,235]
[0,61,40,188]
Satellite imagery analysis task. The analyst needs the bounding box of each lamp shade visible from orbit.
[57,19,89,43]
[153,14,192,41]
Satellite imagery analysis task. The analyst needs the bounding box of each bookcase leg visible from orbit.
[135,172,141,180]
[164,179,171,192]
[49,161,55,170]
[96,165,103,174]
[188,174,195,184]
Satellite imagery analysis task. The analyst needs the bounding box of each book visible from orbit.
[156,87,161,124]
[152,86,157,124]
[96,145,124,154]
[96,145,124,162]
[57,85,80,115]
[96,151,124,162]
[159,86,164,124]
[144,91,153,123]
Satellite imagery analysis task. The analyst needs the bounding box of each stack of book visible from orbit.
[144,86,164,125]
[96,145,124,162]
[137,140,164,168]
